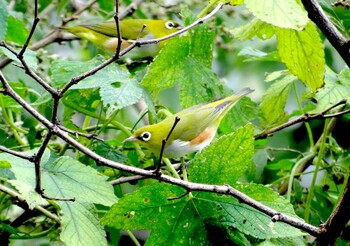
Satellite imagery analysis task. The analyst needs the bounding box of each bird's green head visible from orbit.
[124,123,168,154]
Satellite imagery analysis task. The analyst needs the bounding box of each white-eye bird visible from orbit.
[64,19,182,59]
[124,88,254,158]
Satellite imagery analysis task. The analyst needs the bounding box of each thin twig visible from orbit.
[301,0,350,67]
[110,164,182,185]
[317,171,350,245]
[58,125,104,141]
[255,100,348,140]
[61,0,97,25]
[58,3,223,96]
[0,41,57,95]
[0,184,61,223]
[114,0,122,57]
[41,193,76,202]
[0,146,34,161]
[18,0,40,59]
[157,116,180,172]
[33,131,52,193]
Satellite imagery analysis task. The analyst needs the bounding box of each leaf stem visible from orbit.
[293,83,314,149]
[163,158,181,179]
[287,153,316,201]
[304,118,329,223]
[126,230,141,246]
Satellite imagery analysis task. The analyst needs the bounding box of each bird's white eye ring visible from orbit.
[140,131,151,142]
[165,21,175,29]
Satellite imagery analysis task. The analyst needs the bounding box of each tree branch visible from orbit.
[317,171,350,245]
[0,184,60,223]
[0,68,321,237]
[255,100,349,140]
[301,0,350,67]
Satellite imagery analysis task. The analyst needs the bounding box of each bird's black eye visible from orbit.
[140,131,151,142]
[165,21,175,29]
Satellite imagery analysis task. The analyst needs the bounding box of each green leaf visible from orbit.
[92,141,127,163]
[0,81,28,112]
[0,160,11,168]
[99,79,142,117]
[258,236,306,246]
[221,97,258,133]
[102,183,302,245]
[97,0,114,13]
[142,18,223,108]
[232,18,274,41]
[276,22,325,92]
[1,150,117,246]
[238,47,280,62]
[5,15,29,44]
[0,47,38,70]
[50,56,142,116]
[313,82,350,114]
[245,0,308,30]
[0,0,8,40]
[260,74,296,127]
[8,180,49,209]
[190,124,254,185]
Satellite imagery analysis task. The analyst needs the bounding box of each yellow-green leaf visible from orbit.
[245,0,308,30]
[276,21,325,92]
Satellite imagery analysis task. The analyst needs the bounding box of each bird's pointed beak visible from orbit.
[123,136,137,143]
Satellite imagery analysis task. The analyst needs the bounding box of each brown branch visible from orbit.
[0,146,34,161]
[301,0,350,67]
[113,0,122,58]
[0,69,321,236]
[255,100,348,140]
[58,3,224,96]
[317,172,350,245]
[18,0,40,59]
[157,116,180,172]
[0,184,61,223]
[278,103,347,195]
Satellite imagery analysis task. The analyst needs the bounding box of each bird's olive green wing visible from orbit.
[165,106,222,142]
[83,20,150,40]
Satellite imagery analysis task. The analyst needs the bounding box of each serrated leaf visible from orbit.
[190,124,254,184]
[0,81,28,112]
[142,17,223,108]
[102,182,302,245]
[276,22,325,92]
[100,79,142,117]
[0,150,116,246]
[232,18,274,41]
[60,201,107,246]
[8,180,49,209]
[0,0,8,40]
[51,56,142,115]
[245,0,308,30]
[92,141,127,163]
[0,47,38,70]
[50,56,130,89]
[260,74,296,127]
[238,47,280,62]
[313,81,350,114]
[5,15,29,44]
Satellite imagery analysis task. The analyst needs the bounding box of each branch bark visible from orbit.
[301,0,350,67]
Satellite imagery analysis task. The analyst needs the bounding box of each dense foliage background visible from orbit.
[1,0,350,245]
